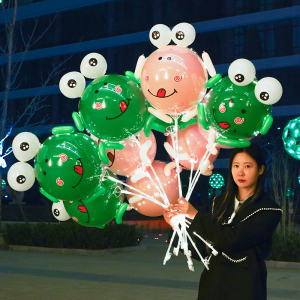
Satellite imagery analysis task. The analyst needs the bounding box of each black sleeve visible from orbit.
[188,209,282,255]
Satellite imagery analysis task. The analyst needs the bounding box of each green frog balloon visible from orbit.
[52,176,125,228]
[59,53,164,164]
[7,126,127,226]
[197,59,283,147]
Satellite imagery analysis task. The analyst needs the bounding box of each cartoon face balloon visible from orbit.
[140,23,208,115]
[198,59,283,147]
[59,53,147,141]
[53,179,125,228]
[35,127,102,201]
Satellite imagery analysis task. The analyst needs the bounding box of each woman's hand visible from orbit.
[163,207,177,229]
[170,197,198,220]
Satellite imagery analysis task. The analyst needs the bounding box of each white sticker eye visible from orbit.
[228,59,256,86]
[149,24,171,48]
[255,77,283,105]
[7,162,35,191]
[171,23,196,47]
[52,201,71,221]
[80,53,107,79]
[59,72,86,99]
[12,132,40,162]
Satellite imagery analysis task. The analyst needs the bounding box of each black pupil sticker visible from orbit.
[54,209,60,216]
[20,142,29,151]
[260,92,269,101]
[234,74,244,83]
[89,58,97,66]
[17,175,26,184]
[68,79,76,88]
[176,31,184,40]
[152,31,160,40]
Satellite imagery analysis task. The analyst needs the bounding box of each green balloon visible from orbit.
[282,116,300,160]
[63,179,126,228]
[35,128,102,201]
[200,77,272,147]
[78,74,146,141]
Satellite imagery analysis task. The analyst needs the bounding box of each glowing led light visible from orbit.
[209,173,225,189]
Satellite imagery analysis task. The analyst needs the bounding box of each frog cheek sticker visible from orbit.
[234,117,244,125]
[173,75,182,82]
[115,85,122,93]
[59,154,68,162]
[56,177,64,186]
[219,103,226,113]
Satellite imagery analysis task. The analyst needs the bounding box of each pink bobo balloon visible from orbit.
[140,45,208,115]
[126,160,179,217]
[166,123,219,170]
[104,130,157,177]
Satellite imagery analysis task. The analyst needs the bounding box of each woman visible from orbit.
[164,143,282,300]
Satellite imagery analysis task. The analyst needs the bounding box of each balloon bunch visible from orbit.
[7,22,283,271]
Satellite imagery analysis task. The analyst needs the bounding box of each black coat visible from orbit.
[188,192,282,300]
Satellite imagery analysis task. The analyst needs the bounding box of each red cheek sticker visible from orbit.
[219,103,226,113]
[56,177,64,186]
[145,75,149,82]
[234,117,244,125]
[115,85,122,93]
[174,75,182,82]
[95,102,103,110]
[59,154,68,162]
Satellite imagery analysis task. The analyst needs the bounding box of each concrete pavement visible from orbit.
[0,233,299,300]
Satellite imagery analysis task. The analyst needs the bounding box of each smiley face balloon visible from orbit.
[198,59,283,148]
[52,178,126,228]
[34,126,103,201]
[140,23,208,116]
[59,53,147,142]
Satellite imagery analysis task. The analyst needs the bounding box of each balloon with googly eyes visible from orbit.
[53,179,126,229]
[197,58,283,148]
[59,53,148,142]
[138,23,214,123]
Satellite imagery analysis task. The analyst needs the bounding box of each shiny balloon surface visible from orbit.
[141,46,207,115]
[79,74,146,141]
[282,116,300,160]
[63,180,123,228]
[167,123,219,170]
[203,77,271,140]
[35,132,101,201]
[105,130,157,177]
[126,160,179,217]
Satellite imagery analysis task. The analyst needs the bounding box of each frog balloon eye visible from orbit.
[7,162,35,191]
[149,24,172,48]
[80,53,107,79]
[228,59,256,86]
[52,201,71,221]
[59,72,86,99]
[12,132,40,162]
[255,77,283,105]
[171,23,196,47]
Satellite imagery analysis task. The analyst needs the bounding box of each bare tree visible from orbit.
[0,0,67,230]
[269,150,297,238]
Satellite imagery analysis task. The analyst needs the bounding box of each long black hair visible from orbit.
[213,143,267,223]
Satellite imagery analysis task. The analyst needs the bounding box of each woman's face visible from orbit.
[231,152,264,193]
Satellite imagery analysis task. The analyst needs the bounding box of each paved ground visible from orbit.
[0,233,299,300]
